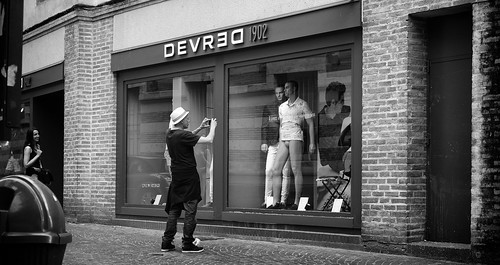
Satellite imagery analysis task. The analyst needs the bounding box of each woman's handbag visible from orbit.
[37,168,54,185]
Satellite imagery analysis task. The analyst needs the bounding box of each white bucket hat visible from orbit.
[170,107,189,125]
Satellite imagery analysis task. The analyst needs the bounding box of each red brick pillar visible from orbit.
[361,0,429,253]
[471,1,500,263]
[64,14,116,223]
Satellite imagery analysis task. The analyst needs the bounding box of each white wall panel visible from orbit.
[113,0,346,52]
[22,28,65,75]
[24,0,107,30]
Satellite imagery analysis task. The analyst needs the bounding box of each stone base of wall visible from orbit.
[111,218,475,263]
[361,241,406,255]
[407,241,471,263]
[111,218,364,250]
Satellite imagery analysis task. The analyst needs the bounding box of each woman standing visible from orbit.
[23,128,44,181]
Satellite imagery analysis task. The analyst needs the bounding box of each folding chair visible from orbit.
[316,147,351,212]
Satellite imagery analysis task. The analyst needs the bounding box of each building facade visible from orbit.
[17,0,499,263]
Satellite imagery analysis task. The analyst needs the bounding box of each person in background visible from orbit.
[269,81,315,210]
[260,85,291,208]
[317,81,351,178]
[316,81,351,210]
[23,128,43,180]
[161,107,217,253]
[164,119,175,175]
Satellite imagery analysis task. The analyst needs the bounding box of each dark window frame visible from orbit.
[222,46,359,229]
[116,28,361,230]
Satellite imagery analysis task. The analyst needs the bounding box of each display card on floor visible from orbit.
[298,197,309,211]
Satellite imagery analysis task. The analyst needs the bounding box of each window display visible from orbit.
[125,71,214,207]
[228,50,352,212]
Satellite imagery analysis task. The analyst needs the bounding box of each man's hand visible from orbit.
[201,118,211,129]
[261,144,268,152]
[309,143,315,154]
[317,165,339,178]
[209,118,217,129]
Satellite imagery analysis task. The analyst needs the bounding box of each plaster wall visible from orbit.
[22,27,65,75]
[113,0,348,52]
[24,0,108,30]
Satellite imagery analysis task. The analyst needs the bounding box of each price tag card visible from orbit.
[331,199,343,212]
[266,196,274,207]
[298,197,309,211]
[153,195,162,205]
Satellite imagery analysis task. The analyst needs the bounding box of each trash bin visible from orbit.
[0,175,72,265]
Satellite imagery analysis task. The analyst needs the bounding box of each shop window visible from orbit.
[228,50,352,213]
[1,101,30,177]
[125,71,214,207]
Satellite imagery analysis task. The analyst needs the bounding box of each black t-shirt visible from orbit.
[165,129,202,211]
[25,145,42,176]
[317,105,351,172]
[166,129,201,171]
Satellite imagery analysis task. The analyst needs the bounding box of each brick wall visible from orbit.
[27,0,498,260]
[64,14,116,223]
[471,1,500,263]
[361,0,439,251]
[405,15,428,245]
[363,0,499,260]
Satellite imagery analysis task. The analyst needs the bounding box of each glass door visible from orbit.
[125,71,214,207]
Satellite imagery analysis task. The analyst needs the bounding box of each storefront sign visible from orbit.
[163,24,268,60]
[111,3,361,72]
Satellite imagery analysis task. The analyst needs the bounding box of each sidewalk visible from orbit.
[63,222,467,265]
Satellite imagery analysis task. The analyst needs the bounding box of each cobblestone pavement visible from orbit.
[62,223,466,265]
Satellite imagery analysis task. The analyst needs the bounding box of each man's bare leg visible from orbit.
[289,140,304,205]
[271,141,289,206]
